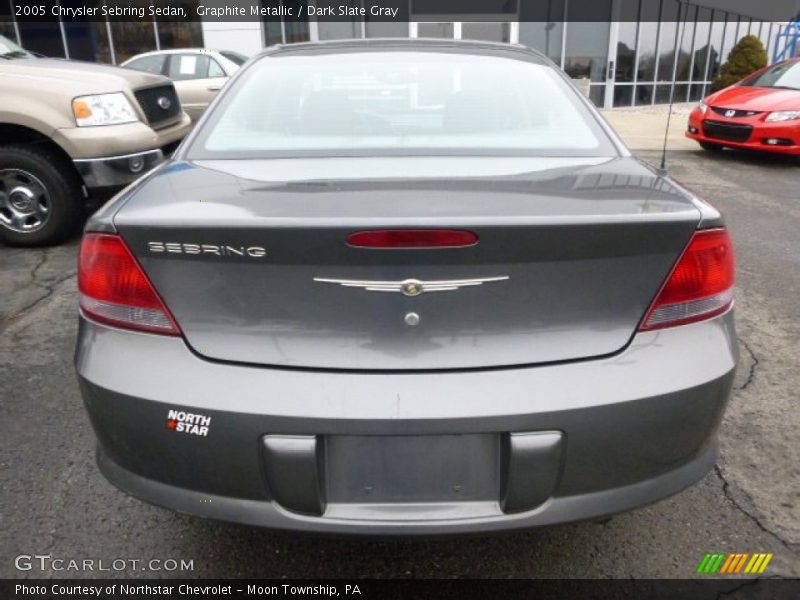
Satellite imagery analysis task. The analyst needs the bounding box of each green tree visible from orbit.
[711,35,768,92]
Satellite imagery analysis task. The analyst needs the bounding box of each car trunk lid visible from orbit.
[114,156,701,370]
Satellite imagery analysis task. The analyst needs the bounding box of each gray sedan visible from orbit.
[75,39,737,535]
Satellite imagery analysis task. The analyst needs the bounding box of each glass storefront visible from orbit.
[0,19,16,42]
[605,0,778,108]
[3,0,202,64]
[461,22,511,43]
[156,1,203,49]
[17,21,66,58]
[2,0,783,108]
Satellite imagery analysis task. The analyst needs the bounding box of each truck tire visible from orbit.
[0,144,82,246]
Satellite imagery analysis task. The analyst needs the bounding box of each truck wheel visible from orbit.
[0,145,82,246]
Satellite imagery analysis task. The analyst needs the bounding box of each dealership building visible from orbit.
[1,0,788,108]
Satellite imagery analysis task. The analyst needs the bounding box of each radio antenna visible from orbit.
[659,0,687,175]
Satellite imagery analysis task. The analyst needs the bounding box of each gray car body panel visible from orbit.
[75,310,736,533]
[76,39,736,533]
[110,156,703,370]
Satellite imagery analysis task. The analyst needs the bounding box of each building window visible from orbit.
[613,0,639,108]
[417,22,454,38]
[282,0,309,43]
[519,21,563,64]
[260,0,309,45]
[563,0,611,85]
[156,1,203,50]
[1,20,18,43]
[263,20,282,46]
[715,12,735,77]
[109,21,157,63]
[64,21,112,63]
[461,22,511,43]
[688,8,712,101]
[318,20,363,40]
[705,12,725,81]
[364,20,408,38]
[519,0,565,65]
[16,21,65,57]
[634,84,653,106]
[564,22,611,82]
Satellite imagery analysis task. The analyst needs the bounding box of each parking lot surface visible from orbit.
[2,131,799,577]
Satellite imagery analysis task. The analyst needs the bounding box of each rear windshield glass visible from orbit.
[741,61,800,90]
[187,51,617,159]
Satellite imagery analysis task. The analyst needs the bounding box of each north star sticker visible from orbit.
[166,409,211,436]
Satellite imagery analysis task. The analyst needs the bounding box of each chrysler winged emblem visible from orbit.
[314,276,509,296]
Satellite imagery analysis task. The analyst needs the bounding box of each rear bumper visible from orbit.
[96,437,718,535]
[75,310,737,535]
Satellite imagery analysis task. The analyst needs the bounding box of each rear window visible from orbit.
[188,51,617,159]
[125,54,166,75]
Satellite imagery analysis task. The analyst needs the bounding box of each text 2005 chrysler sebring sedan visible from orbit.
[75,40,737,534]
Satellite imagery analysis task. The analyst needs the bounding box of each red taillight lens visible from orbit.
[78,233,180,336]
[346,229,478,248]
[640,228,735,331]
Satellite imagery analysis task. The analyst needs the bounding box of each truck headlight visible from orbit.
[765,110,800,122]
[72,93,139,127]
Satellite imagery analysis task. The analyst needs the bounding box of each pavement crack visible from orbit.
[1,249,75,331]
[714,464,797,555]
[3,272,76,324]
[31,248,50,283]
[714,577,772,599]
[714,578,759,599]
[734,338,759,391]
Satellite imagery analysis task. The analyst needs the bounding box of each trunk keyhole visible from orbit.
[404,312,420,327]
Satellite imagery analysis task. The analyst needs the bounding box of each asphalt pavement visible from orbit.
[1,114,799,578]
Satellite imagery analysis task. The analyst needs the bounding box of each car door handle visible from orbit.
[208,86,222,92]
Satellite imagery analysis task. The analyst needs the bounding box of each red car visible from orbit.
[687,58,800,158]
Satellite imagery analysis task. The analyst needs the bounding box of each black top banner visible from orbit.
[2,0,799,23]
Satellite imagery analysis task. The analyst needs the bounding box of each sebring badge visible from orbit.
[148,241,267,258]
[314,276,509,296]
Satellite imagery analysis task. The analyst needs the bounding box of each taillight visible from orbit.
[346,229,478,248]
[639,228,735,331]
[78,233,180,336]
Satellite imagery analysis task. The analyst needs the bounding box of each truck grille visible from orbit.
[703,120,753,143]
[133,85,181,129]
